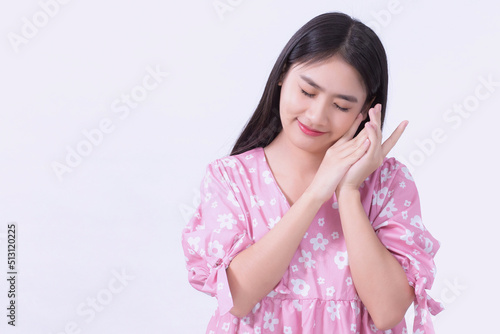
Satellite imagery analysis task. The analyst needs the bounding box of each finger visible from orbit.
[337,113,364,145]
[369,104,382,130]
[345,138,370,164]
[381,121,409,157]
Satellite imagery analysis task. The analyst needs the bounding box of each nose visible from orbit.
[305,98,329,127]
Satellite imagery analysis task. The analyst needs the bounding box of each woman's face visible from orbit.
[278,54,368,154]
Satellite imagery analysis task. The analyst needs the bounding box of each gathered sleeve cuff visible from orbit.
[367,158,444,333]
[181,160,253,315]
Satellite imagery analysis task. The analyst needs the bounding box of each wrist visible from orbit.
[336,186,361,203]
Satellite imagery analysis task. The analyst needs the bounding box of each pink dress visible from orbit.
[181,147,443,333]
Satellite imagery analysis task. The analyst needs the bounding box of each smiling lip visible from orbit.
[297,120,326,136]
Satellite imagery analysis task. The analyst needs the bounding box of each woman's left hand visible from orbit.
[335,104,408,197]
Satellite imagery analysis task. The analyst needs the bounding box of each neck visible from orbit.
[265,131,325,177]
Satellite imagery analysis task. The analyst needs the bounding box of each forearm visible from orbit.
[227,189,323,317]
[337,188,414,330]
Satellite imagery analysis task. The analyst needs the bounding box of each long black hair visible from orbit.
[230,12,388,156]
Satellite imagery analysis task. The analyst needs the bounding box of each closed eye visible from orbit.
[334,103,349,112]
[301,89,315,98]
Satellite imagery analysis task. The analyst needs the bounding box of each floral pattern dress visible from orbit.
[181,146,443,333]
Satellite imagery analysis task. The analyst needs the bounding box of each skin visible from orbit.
[226,54,413,330]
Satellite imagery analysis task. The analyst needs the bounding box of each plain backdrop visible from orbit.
[1,0,499,333]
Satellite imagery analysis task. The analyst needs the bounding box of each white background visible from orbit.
[1,0,499,333]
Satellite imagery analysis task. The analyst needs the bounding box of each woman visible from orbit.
[182,12,443,333]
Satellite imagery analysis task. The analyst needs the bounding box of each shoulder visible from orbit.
[364,156,417,191]
[204,147,264,185]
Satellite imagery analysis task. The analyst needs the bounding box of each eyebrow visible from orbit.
[299,74,359,103]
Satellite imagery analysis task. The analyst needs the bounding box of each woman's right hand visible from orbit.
[305,113,371,204]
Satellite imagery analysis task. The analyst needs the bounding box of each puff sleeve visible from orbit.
[181,159,253,315]
[368,158,444,333]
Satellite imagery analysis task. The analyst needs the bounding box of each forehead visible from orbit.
[287,55,367,99]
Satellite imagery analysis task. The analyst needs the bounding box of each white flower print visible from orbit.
[218,213,237,230]
[413,249,421,256]
[350,300,360,315]
[252,302,260,314]
[205,192,212,202]
[242,316,250,324]
[292,299,303,311]
[411,215,425,231]
[326,301,341,321]
[217,282,223,291]
[380,167,392,183]
[399,181,406,188]
[326,286,335,297]
[402,328,408,334]
[379,198,397,218]
[263,312,279,332]
[404,200,411,207]
[238,214,245,221]
[331,231,339,240]
[284,327,292,334]
[346,277,353,286]
[388,190,394,197]
[270,198,276,205]
[239,166,245,175]
[351,324,356,332]
[268,216,281,229]
[249,167,256,173]
[252,218,258,227]
[407,253,421,270]
[267,290,278,298]
[317,277,325,285]
[402,211,408,219]
[291,279,311,297]
[370,324,378,332]
[310,233,329,251]
[414,329,424,334]
[254,326,261,334]
[251,195,265,208]
[334,251,349,269]
[221,158,236,168]
[222,322,230,331]
[372,187,388,206]
[303,232,308,239]
[298,250,316,269]
[332,201,339,209]
[423,237,434,253]
[187,236,200,251]
[401,166,414,181]
[262,170,273,184]
[227,191,240,207]
[291,265,298,272]
[317,217,325,226]
[245,154,254,160]
[246,179,251,187]
[207,240,225,258]
[400,229,415,245]
[211,201,218,208]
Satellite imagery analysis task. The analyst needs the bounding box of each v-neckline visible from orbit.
[259,146,292,210]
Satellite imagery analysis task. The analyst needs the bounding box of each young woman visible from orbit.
[182,12,443,333]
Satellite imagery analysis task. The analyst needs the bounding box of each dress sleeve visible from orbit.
[368,158,444,333]
[181,159,253,315]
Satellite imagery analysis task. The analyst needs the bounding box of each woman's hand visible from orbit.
[305,113,371,204]
[336,104,408,198]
